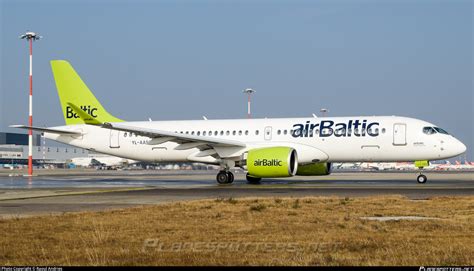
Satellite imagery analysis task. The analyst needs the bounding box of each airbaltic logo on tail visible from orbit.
[254,159,283,167]
[66,105,98,119]
[292,120,380,138]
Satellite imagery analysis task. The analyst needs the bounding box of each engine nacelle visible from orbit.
[246,147,298,178]
[296,162,332,176]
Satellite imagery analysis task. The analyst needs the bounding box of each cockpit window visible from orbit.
[423,127,436,135]
[434,127,449,135]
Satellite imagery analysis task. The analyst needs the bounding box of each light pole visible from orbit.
[19,31,41,176]
[243,88,256,119]
[320,108,328,117]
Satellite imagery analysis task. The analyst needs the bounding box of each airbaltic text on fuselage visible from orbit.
[292,120,380,138]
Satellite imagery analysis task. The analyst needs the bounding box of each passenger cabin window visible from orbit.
[423,127,436,135]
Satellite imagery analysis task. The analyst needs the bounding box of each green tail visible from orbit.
[51,60,124,125]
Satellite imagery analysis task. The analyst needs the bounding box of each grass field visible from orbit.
[1,196,473,266]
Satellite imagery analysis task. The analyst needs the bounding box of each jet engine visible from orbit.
[296,162,332,176]
[246,147,298,178]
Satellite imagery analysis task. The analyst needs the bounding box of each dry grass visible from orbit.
[1,195,473,266]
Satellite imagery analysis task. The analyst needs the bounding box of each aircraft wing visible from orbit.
[9,125,82,135]
[102,122,247,149]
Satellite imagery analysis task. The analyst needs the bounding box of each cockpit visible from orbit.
[423,127,449,135]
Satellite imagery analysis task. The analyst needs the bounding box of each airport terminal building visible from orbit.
[0,132,89,165]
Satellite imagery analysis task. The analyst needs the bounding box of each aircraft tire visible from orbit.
[227,172,234,183]
[417,174,427,184]
[217,171,230,184]
[246,173,261,184]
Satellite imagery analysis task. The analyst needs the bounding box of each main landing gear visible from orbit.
[246,173,261,184]
[216,170,234,184]
[215,171,262,185]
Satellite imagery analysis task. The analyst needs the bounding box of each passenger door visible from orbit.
[109,130,120,148]
[393,123,407,146]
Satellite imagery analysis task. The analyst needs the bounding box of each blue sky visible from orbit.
[1,0,472,159]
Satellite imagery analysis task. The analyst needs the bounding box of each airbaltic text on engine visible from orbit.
[291,120,380,137]
[253,159,283,167]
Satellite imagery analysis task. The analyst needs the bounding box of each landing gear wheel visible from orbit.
[216,171,229,184]
[417,174,427,184]
[246,173,261,184]
[227,172,234,183]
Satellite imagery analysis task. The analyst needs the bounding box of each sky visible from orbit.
[0,0,472,160]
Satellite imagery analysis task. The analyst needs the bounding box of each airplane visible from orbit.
[70,155,136,168]
[11,60,467,184]
[332,162,362,170]
[452,160,474,170]
[432,160,457,171]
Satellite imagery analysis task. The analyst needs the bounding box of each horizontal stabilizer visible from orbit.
[9,125,82,135]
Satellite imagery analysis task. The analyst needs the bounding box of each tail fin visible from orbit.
[51,60,124,125]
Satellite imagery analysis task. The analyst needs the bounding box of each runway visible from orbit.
[0,171,472,218]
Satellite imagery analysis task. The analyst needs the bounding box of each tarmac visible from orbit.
[0,170,472,218]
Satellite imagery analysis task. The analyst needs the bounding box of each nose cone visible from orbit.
[452,138,467,156]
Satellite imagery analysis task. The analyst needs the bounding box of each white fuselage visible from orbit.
[44,116,466,165]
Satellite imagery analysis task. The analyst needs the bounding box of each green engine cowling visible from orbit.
[246,147,298,178]
[296,162,332,176]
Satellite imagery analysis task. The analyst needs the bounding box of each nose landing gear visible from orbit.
[417,174,427,184]
[415,160,429,184]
